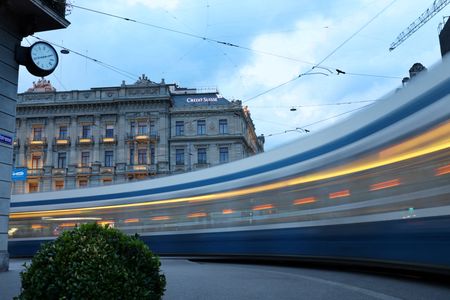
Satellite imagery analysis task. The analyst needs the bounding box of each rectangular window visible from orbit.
[81,152,90,167]
[219,119,228,134]
[197,148,207,164]
[59,126,68,139]
[220,147,229,164]
[33,127,43,141]
[175,149,184,165]
[31,154,41,169]
[105,124,114,138]
[82,125,91,138]
[104,150,114,167]
[150,144,155,164]
[57,152,66,168]
[55,180,64,191]
[197,120,206,135]
[130,121,135,136]
[78,179,88,188]
[150,121,156,136]
[28,182,39,193]
[129,148,135,165]
[138,122,147,135]
[138,149,147,164]
[175,121,184,136]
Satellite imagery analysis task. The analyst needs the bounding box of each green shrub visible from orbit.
[16,223,166,299]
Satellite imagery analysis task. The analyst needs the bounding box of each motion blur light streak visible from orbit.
[188,212,207,218]
[10,128,450,220]
[97,220,114,226]
[124,218,140,223]
[329,190,351,199]
[31,225,46,230]
[59,223,76,228]
[435,164,450,176]
[293,197,316,205]
[151,216,171,221]
[252,204,274,211]
[8,59,450,271]
[370,179,401,191]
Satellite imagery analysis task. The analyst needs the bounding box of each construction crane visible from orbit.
[389,0,450,51]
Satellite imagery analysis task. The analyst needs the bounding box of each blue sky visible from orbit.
[19,0,450,150]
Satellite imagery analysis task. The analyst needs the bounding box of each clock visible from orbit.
[25,42,59,77]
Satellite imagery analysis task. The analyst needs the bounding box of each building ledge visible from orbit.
[4,0,70,35]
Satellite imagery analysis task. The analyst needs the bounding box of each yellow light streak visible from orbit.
[11,122,450,219]
[222,209,234,214]
[56,139,68,145]
[123,218,139,223]
[102,137,115,143]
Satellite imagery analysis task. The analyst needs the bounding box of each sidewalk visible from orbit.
[0,259,27,300]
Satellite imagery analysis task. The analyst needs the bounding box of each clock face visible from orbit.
[30,42,58,71]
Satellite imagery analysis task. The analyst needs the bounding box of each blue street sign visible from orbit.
[12,168,27,181]
[0,133,12,145]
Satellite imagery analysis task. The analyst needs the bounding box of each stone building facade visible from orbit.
[0,0,69,271]
[12,76,264,194]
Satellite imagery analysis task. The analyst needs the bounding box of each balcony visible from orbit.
[126,165,157,174]
[127,133,159,143]
[100,166,115,174]
[54,136,70,146]
[194,163,210,170]
[28,168,44,177]
[76,166,92,175]
[27,137,47,147]
[52,168,67,176]
[77,136,94,145]
[100,135,117,144]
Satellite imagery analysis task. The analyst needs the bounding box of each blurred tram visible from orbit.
[8,58,450,273]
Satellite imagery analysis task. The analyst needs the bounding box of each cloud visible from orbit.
[214,5,409,150]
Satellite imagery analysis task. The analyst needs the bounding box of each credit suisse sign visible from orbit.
[186,97,218,103]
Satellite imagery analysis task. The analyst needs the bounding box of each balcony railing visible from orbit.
[52,168,67,176]
[100,135,117,144]
[126,133,159,143]
[126,165,157,174]
[194,163,210,170]
[27,137,47,146]
[54,136,71,146]
[100,166,115,174]
[28,168,44,177]
[77,136,94,145]
[76,166,92,175]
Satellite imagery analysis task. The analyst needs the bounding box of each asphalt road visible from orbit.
[161,259,450,300]
[2,258,449,300]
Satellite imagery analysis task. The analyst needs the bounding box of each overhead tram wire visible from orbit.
[243,0,398,104]
[69,3,316,66]
[252,99,379,109]
[265,103,373,138]
[68,3,401,84]
[31,35,139,81]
